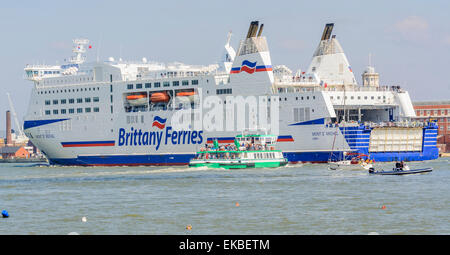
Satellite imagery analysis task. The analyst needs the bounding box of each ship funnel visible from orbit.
[320,23,334,41]
[257,24,264,37]
[246,21,259,38]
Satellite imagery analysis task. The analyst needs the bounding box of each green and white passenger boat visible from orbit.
[189,133,288,169]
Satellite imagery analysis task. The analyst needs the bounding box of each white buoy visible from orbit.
[81,216,87,222]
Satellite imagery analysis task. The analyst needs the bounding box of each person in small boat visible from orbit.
[394,161,405,171]
[395,161,401,171]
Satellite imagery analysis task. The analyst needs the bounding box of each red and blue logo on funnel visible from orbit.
[152,116,167,129]
[230,60,272,74]
[240,60,257,74]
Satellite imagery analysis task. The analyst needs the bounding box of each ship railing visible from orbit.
[274,83,403,93]
[362,121,430,129]
[326,120,432,129]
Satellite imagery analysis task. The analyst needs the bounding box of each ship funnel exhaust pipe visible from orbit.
[257,23,264,37]
[321,23,334,41]
[246,21,259,38]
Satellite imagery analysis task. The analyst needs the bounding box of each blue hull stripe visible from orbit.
[289,118,325,126]
[24,118,69,130]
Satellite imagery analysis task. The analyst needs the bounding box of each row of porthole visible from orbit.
[37,87,101,94]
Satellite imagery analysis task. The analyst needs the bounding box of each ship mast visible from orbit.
[69,38,89,64]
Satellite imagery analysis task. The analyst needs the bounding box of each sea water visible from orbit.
[0,159,448,234]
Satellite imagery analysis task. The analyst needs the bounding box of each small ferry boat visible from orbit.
[189,133,288,169]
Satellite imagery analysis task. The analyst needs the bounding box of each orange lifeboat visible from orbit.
[176,91,196,102]
[126,94,147,106]
[176,91,196,97]
[151,92,169,102]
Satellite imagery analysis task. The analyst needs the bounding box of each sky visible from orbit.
[0,0,449,134]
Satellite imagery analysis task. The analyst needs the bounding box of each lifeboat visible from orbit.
[176,91,197,101]
[151,92,170,103]
[176,91,196,97]
[126,94,147,106]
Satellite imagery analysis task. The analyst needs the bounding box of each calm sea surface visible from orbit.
[0,159,448,235]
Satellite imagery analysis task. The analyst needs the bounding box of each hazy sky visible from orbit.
[0,0,449,133]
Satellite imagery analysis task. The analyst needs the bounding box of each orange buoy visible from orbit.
[235,202,240,207]
[381,205,386,210]
[186,224,192,230]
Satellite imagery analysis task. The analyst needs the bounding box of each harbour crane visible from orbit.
[6,92,25,138]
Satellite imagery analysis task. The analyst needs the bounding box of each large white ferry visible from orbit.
[23,22,438,166]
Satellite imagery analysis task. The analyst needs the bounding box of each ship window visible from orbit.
[163,81,170,87]
[61,109,66,114]
[53,109,58,114]
[313,96,315,99]
[85,97,91,103]
[371,96,374,99]
[53,100,58,105]
[93,107,100,112]
[45,100,51,105]
[192,80,199,85]
[307,96,309,100]
[173,81,179,86]
[93,97,99,102]
[136,83,142,89]
[364,96,368,100]
[45,110,51,115]
[69,109,74,114]
[145,83,151,88]
[296,97,298,100]
[350,96,354,100]
[182,80,189,86]
[127,84,133,89]
[85,107,91,113]
[216,89,232,95]
[77,98,83,103]
[154,82,161,88]
[77,108,83,113]
[358,96,361,100]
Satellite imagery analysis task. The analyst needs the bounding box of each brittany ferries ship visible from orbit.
[23,21,438,166]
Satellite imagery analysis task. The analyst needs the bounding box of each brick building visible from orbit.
[0,146,31,159]
[412,101,450,153]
